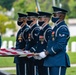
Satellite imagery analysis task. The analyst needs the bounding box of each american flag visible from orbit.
[0,48,34,57]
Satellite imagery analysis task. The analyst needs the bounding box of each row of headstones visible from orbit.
[1,41,16,49]
[1,41,76,52]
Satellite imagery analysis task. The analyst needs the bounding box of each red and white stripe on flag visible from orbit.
[0,48,34,57]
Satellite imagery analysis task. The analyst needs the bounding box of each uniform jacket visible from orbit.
[33,24,52,66]
[44,21,70,67]
[25,24,40,51]
[32,24,52,53]
[14,25,29,63]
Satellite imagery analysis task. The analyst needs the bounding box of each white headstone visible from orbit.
[8,41,13,48]
[1,41,7,48]
[71,42,76,52]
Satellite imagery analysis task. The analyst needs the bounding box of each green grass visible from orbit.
[68,36,76,51]
[0,36,76,75]
[67,52,76,64]
[0,57,15,67]
[3,67,76,75]
[0,52,76,67]
[2,36,16,42]
[6,70,16,75]
[4,67,76,75]
[66,67,76,75]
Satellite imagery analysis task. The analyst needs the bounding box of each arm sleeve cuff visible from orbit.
[30,47,36,52]
[48,47,57,55]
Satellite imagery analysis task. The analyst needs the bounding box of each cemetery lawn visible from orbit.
[66,67,76,75]
[67,52,76,64]
[68,36,76,50]
[2,36,16,42]
[4,67,76,75]
[0,36,76,75]
[0,57,15,67]
[0,52,76,67]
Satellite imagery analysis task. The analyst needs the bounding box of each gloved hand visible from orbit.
[39,52,46,59]
[33,55,42,60]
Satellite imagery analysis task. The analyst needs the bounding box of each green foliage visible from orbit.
[0,14,9,34]
[0,0,76,18]
[11,0,76,19]
[38,0,53,12]
[68,0,76,18]
[13,0,53,20]
[0,14,16,34]
[0,6,7,13]
[5,21,17,32]
[0,0,15,10]
[13,0,36,19]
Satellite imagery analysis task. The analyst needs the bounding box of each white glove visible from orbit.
[33,56,42,60]
[39,52,46,59]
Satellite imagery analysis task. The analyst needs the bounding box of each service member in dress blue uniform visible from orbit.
[24,12,40,75]
[33,11,52,75]
[14,13,29,75]
[36,7,70,75]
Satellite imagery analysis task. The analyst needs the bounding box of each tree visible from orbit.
[13,0,53,20]
[68,0,76,18]
[0,0,15,10]
[13,0,36,19]
[55,0,76,18]
[38,0,53,12]
[0,14,16,34]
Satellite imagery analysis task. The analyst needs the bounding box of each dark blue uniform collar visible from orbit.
[42,24,50,31]
[21,24,28,31]
[30,24,38,30]
[55,20,66,27]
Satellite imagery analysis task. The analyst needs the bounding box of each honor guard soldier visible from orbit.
[24,12,40,75]
[37,7,70,75]
[14,13,29,75]
[33,11,52,75]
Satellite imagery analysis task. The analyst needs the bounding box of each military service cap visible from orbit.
[38,11,52,17]
[18,13,27,17]
[27,12,38,17]
[52,6,68,14]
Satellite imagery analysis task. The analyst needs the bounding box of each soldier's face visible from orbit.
[27,17,32,21]
[53,13,60,18]
[38,16,45,22]
[53,12,65,20]
[18,17,27,22]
